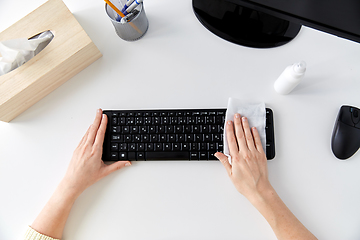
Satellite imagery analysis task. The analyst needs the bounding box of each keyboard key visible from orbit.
[173,143,181,151]
[112,126,120,133]
[204,134,211,141]
[200,152,207,160]
[135,117,143,125]
[155,143,163,151]
[133,135,141,142]
[191,143,199,151]
[159,134,167,142]
[175,125,183,133]
[150,134,158,142]
[213,134,221,141]
[122,126,130,134]
[162,117,169,124]
[111,143,118,151]
[149,126,156,133]
[208,152,217,160]
[128,152,136,160]
[177,134,185,142]
[119,117,126,125]
[164,143,172,151]
[137,152,145,160]
[111,152,118,160]
[153,117,161,125]
[112,134,122,141]
[146,143,154,151]
[129,143,136,151]
[126,117,135,125]
[141,134,150,142]
[178,117,185,124]
[146,152,189,160]
[171,117,178,124]
[187,117,196,124]
[140,126,148,133]
[182,143,190,151]
[138,143,145,151]
[168,134,176,142]
[166,125,174,133]
[119,152,127,160]
[119,143,127,151]
[131,126,139,134]
[124,135,132,142]
[201,125,209,133]
[158,126,165,133]
[186,134,195,142]
[190,152,199,160]
[192,125,200,133]
[144,117,152,125]
[184,125,191,133]
[112,117,117,125]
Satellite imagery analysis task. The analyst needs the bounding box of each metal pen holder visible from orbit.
[105,2,149,41]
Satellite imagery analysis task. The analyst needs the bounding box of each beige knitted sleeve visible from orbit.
[24,226,60,240]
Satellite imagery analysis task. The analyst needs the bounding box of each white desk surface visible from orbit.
[1,0,360,239]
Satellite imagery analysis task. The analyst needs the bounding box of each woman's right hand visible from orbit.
[215,113,273,203]
[215,114,318,240]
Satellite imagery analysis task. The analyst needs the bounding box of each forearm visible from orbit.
[251,187,317,240]
[28,110,129,240]
[31,180,80,239]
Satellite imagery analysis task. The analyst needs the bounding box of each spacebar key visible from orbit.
[146,152,190,160]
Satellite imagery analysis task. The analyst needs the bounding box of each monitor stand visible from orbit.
[193,0,302,48]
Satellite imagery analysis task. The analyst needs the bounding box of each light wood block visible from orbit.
[0,0,102,122]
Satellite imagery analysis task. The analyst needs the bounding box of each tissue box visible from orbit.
[0,0,102,122]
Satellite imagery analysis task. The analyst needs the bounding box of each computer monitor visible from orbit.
[193,0,360,48]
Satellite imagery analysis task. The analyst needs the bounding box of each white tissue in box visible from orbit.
[223,98,266,164]
[0,30,53,76]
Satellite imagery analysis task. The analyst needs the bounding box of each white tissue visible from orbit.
[0,31,53,76]
[223,98,266,164]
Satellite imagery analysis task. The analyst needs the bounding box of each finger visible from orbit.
[215,152,232,176]
[252,127,265,154]
[241,117,256,151]
[233,114,248,151]
[226,120,239,154]
[104,161,131,176]
[87,109,103,145]
[94,114,108,149]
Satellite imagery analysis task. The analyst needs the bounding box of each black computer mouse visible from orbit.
[331,105,360,160]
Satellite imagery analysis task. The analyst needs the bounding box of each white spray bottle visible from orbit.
[274,61,306,94]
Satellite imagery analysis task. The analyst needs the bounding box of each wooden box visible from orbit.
[0,0,102,122]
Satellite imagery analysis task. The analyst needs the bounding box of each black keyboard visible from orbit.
[102,108,275,161]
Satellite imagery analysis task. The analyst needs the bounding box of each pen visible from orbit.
[121,0,136,13]
[120,9,139,23]
[123,0,143,15]
[120,11,134,23]
[104,0,142,34]
[116,0,135,21]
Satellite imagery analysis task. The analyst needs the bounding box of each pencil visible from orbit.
[104,0,142,34]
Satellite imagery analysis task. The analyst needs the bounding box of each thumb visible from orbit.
[215,152,232,176]
[104,161,131,176]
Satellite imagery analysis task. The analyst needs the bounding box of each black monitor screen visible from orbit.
[193,0,360,48]
[245,0,360,41]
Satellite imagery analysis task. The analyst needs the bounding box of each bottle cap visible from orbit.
[293,61,306,73]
